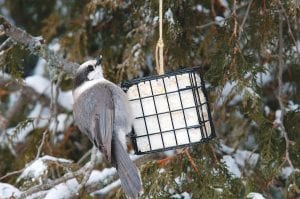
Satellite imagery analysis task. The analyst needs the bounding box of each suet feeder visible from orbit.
[122,67,215,154]
[121,0,215,154]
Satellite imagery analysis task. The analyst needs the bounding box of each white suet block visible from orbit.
[149,134,164,150]
[126,72,212,153]
[175,129,190,145]
[180,90,196,108]
[189,128,202,142]
[138,81,152,97]
[162,131,177,147]
[171,111,186,129]
[145,116,160,134]
[130,100,143,117]
[164,76,178,92]
[158,113,173,131]
[133,119,147,136]
[155,95,169,113]
[168,93,182,110]
[136,137,150,152]
[142,97,156,115]
[184,108,199,126]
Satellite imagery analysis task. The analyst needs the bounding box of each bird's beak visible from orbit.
[95,55,102,67]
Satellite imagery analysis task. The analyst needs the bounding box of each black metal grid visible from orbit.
[122,67,216,155]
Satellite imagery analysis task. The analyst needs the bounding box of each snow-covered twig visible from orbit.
[0,15,79,75]
[16,153,157,199]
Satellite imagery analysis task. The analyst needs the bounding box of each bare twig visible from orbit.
[0,37,12,51]
[209,144,220,164]
[49,72,64,138]
[183,148,199,173]
[211,0,216,18]
[0,73,68,114]
[231,0,239,68]
[35,129,49,159]
[277,9,296,186]
[77,149,92,164]
[0,114,8,130]
[262,0,266,16]
[196,2,250,30]
[239,0,253,34]
[232,0,238,38]
[278,1,300,60]
[197,20,224,30]
[0,168,25,181]
[0,15,79,75]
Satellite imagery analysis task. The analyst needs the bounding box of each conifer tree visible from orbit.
[0,0,299,198]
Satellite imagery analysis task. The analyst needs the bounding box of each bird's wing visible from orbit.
[93,85,114,163]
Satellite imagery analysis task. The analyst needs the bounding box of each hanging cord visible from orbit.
[155,0,165,75]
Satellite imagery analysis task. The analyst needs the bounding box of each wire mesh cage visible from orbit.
[122,67,215,154]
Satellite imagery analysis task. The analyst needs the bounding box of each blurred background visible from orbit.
[0,0,299,198]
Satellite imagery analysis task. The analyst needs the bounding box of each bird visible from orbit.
[72,56,143,199]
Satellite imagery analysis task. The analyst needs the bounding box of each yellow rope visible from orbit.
[155,0,164,75]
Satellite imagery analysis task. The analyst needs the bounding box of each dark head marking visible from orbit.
[73,65,94,89]
[87,65,94,72]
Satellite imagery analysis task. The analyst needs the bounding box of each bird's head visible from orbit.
[73,55,103,89]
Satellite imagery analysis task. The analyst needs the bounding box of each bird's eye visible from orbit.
[87,65,94,72]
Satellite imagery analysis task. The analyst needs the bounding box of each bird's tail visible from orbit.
[112,137,143,199]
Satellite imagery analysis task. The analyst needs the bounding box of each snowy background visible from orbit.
[0,0,300,198]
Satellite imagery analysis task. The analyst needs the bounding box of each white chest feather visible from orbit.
[88,67,103,80]
[73,79,107,101]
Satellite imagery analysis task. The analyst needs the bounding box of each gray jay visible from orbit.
[72,57,142,198]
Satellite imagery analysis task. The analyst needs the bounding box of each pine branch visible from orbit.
[0,15,79,75]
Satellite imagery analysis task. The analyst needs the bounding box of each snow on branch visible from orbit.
[6,153,156,199]
[0,15,79,75]
[17,155,73,183]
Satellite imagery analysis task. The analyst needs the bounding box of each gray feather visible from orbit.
[73,79,142,198]
[93,86,114,162]
[112,137,143,199]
